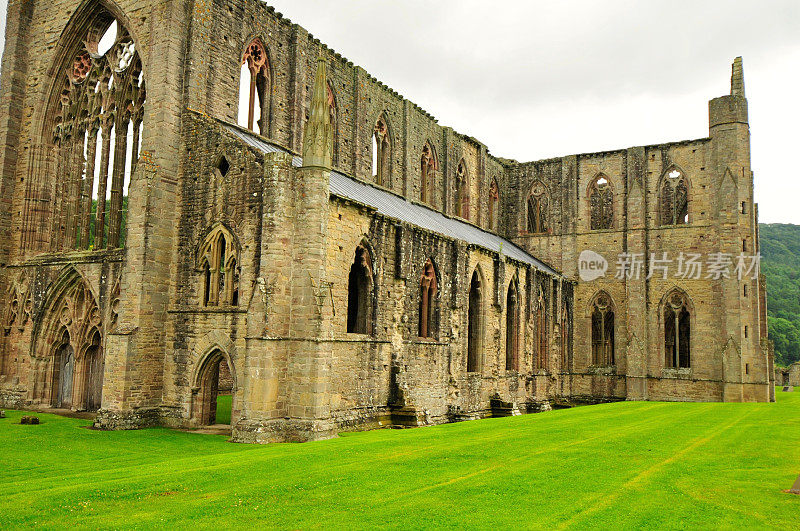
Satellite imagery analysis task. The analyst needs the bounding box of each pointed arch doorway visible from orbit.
[192,349,235,426]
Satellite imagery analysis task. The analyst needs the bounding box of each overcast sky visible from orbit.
[1,1,798,223]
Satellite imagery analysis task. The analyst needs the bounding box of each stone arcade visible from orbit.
[0,0,774,443]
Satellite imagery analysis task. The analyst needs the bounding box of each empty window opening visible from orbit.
[371,115,390,185]
[217,156,230,177]
[238,40,270,135]
[347,244,374,334]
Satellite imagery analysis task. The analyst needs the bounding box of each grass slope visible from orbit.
[1,393,799,529]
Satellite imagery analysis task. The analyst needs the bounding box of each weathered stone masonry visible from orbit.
[0,0,772,443]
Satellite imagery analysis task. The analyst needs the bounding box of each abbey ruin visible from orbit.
[0,0,774,443]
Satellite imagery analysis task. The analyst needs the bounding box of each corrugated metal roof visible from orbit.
[223,123,558,275]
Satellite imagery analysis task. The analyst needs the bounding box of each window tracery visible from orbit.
[198,226,240,307]
[664,290,691,369]
[420,142,437,205]
[238,39,270,136]
[455,160,469,220]
[372,115,390,185]
[46,15,146,251]
[591,292,615,366]
[659,168,689,226]
[589,175,613,230]
[527,181,549,234]
[418,259,438,339]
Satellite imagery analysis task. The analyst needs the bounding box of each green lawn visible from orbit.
[1,391,798,529]
[216,394,232,425]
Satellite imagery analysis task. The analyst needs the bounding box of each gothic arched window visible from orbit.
[420,142,437,205]
[456,160,470,220]
[527,181,549,234]
[197,226,240,307]
[659,168,690,226]
[664,290,691,368]
[238,39,271,136]
[418,259,438,339]
[505,279,520,371]
[591,292,615,366]
[372,115,390,186]
[347,243,374,335]
[39,13,146,252]
[467,269,483,372]
[488,179,500,232]
[589,174,614,230]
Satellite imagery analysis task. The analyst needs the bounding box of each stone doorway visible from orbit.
[53,332,74,409]
[192,350,234,426]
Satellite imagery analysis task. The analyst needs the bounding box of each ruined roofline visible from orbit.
[249,3,731,176]
[509,137,712,168]
[251,0,505,164]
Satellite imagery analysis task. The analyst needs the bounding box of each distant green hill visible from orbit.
[760,223,800,366]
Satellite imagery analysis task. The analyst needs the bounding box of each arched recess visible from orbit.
[347,240,376,335]
[588,174,614,230]
[191,345,237,426]
[658,166,690,226]
[196,223,241,307]
[488,178,500,233]
[371,113,392,186]
[28,1,147,254]
[527,180,549,234]
[418,258,439,339]
[660,288,693,369]
[467,267,484,373]
[420,141,438,206]
[505,275,520,371]
[455,160,470,220]
[30,268,104,411]
[588,291,615,366]
[238,38,272,136]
